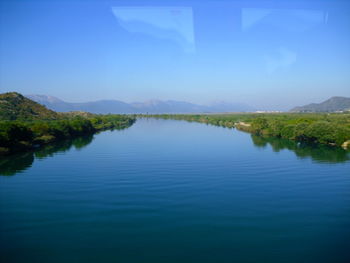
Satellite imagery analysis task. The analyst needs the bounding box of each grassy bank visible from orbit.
[0,115,136,155]
[141,113,350,149]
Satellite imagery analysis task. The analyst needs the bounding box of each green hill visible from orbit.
[0,92,59,120]
[290,97,350,112]
[0,92,136,155]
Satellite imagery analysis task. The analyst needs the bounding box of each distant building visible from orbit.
[255,111,282,113]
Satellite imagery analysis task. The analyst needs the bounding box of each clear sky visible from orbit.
[1,0,349,110]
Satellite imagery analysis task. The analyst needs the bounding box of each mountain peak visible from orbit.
[290,96,350,112]
[27,94,64,104]
[26,94,254,114]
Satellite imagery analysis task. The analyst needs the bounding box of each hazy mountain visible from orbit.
[0,92,59,120]
[290,97,350,112]
[27,95,74,112]
[72,100,134,114]
[209,101,255,112]
[26,95,254,114]
[130,100,209,113]
[27,95,134,114]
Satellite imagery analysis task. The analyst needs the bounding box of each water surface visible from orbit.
[1,119,350,263]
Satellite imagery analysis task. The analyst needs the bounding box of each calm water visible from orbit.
[1,119,350,263]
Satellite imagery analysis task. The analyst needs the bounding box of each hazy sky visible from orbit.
[1,0,350,110]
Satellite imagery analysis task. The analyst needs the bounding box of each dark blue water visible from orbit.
[1,119,350,263]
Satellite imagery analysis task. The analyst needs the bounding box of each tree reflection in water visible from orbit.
[251,135,350,164]
[1,131,349,176]
[0,135,93,176]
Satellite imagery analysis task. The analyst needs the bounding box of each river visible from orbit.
[1,118,350,263]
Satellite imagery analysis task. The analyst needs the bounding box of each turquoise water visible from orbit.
[1,118,350,263]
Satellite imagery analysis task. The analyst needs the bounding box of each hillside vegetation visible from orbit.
[0,92,59,120]
[0,92,136,155]
[143,113,350,149]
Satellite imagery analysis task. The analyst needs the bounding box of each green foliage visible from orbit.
[0,122,34,146]
[0,115,136,155]
[279,125,296,139]
[141,112,350,148]
[0,92,136,155]
[0,92,59,120]
[251,118,269,134]
[304,121,335,144]
[247,114,350,146]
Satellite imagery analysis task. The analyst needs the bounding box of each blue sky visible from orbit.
[1,0,349,110]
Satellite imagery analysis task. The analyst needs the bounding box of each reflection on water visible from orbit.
[1,119,350,263]
[0,152,34,176]
[0,135,94,176]
[251,135,350,164]
[1,125,349,176]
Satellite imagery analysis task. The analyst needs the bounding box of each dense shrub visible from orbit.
[0,115,136,155]
[143,113,350,147]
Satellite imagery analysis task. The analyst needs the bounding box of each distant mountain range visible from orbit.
[26,95,255,114]
[290,96,350,112]
[2,93,347,114]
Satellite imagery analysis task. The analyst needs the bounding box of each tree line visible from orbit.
[140,113,350,148]
[0,115,136,155]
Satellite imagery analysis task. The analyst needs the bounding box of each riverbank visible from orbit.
[0,115,136,156]
[140,113,350,149]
